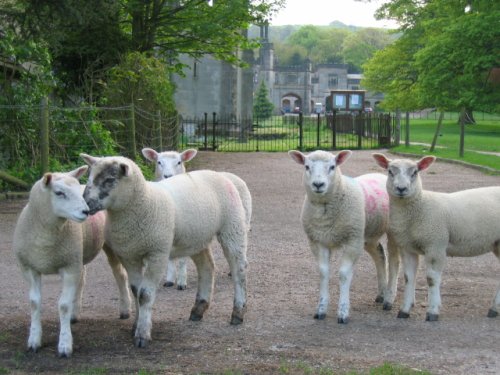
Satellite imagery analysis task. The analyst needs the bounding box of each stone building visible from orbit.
[172,25,383,118]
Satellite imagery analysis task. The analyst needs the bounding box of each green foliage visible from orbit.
[365,0,500,113]
[253,80,274,120]
[104,52,176,115]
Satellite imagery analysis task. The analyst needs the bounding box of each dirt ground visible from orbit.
[0,150,499,375]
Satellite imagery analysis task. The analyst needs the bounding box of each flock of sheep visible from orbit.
[11,147,500,357]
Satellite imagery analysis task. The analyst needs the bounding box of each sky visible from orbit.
[270,0,397,29]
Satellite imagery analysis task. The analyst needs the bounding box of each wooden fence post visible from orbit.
[156,110,162,150]
[40,96,49,174]
[129,103,137,159]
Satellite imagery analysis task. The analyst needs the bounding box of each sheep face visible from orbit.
[142,148,197,180]
[373,153,436,198]
[289,150,352,196]
[80,154,131,215]
[43,166,90,223]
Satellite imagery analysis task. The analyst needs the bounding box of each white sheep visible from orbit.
[80,153,249,348]
[142,147,198,290]
[142,147,252,289]
[373,153,500,321]
[12,166,131,357]
[289,149,399,323]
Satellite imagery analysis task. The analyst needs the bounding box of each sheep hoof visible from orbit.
[314,313,326,320]
[397,310,410,319]
[487,309,498,318]
[425,313,439,321]
[337,317,349,324]
[163,281,175,288]
[230,314,244,325]
[120,312,130,320]
[177,285,187,291]
[383,302,393,311]
[27,345,40,353]
[58,351,71,359]
[189,312,203,321]
[375,295,384,303]
[133,336,149,348]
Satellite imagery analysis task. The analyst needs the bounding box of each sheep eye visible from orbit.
[411,170,418,178]
[388,170,394,177]
[305,165,310,171]
[55,191,66,198]
[157,161,162,165]
[177,161,181,166]
[329,165,335,171]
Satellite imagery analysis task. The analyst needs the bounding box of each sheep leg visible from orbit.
[71,266,86,323]
[364,240,387,304]
[164,259,177,287]
[312,243,331,320]
[58,269,79,357]
[384,236,400,310]
[189,248,215,321]
[219,234,248,325]
[424,253,446,321]
[398,251,419,318]
[176,257,188,290]
[129,252,167,348]
[488,250,500,318]
[23,268,42,353]
[103,244,131,319]
[337,244,361,324]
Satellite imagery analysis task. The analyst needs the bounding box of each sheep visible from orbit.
[12,166,130,357]
[80,153,249,348]
[289,150,399,323]
[142,147,198,290]
[141,147,252,289]
[373,153,500,321]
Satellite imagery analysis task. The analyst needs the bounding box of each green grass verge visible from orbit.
[394,119,500,172]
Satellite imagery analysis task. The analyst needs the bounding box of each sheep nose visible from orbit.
[82,209,90,216]
[396,186,407,195]
[313,182,325,190]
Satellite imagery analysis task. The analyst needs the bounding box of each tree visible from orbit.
[253,80,274,119]
[342,28,393,73]
[364,0,500,156]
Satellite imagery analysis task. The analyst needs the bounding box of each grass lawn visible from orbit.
[394,119,500,172]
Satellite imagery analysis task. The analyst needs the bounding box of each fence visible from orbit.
[0,102,398,187]
[179,112,397,152]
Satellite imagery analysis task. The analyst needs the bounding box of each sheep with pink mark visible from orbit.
[373,153,500,321]
[80,153,249,348]
[142,147,252,289]
[12,166,130,357]
[289,149,399,323]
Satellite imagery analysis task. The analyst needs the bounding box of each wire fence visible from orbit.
[1,102,401,187]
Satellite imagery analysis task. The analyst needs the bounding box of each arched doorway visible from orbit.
[281,93,302,113]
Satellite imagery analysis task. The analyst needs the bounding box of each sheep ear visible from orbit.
[181,149,197,162]
[80,153,99,166]
[69,165,89,180]
[142,148,158,162]
[42,173,53,188]
[288,150,306,165]
[372,153,390,170]
[335,150,352,166]
[119,163,130,177]
[417,156,436,171]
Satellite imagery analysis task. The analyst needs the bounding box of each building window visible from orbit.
[311,76,319,84]
[328,74,338,87]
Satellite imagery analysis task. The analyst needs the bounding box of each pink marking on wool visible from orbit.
[225,180,239,207]
[88,211,104,250]
[360,178,389,214]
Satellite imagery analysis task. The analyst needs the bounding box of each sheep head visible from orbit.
[40,165,90,223]
[373,153,436,199]
[80,153,134,215]
[142,148,197,180]
[289,150,352,198]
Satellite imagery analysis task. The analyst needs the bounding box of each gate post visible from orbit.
[212,112,217,150]
[40,96,49,174]
[204,112,208,150]
[316,113,320,148]
[298,112,304,151]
